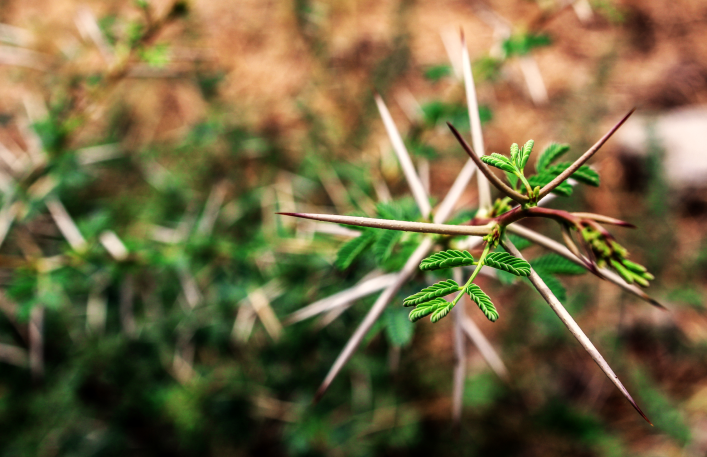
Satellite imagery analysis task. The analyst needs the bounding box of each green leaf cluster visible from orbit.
[405,247,532,324]
[580,226,654,287]
[528,143,601,197]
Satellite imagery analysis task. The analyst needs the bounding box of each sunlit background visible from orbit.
[0,0,706,455]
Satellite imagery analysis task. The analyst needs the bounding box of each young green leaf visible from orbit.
[384,308,414,347]
[373,230,402,264]
[403,279,461,307]
[484,252,531,276]
[518,139,534,171]
[510,143,519,163]
[409,300,440,322]
[465,284,499,322]
[420,250,475,271]
[623,259,647,274]
[334,231,375,270]
[611,259,635,284]
[430,300,455,323]
[530,254,586,275]
[536,143,570,171]
[545,163,600,187]
[481,153,516,173]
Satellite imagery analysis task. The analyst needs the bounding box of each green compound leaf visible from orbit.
[528,173,573,196]
[430,300,455,323]
[569,165,600,187]
[534,270,567,302]
[484,252,531,276]
[420,250,475,271]
[536,143,570,171]
[465,284,498,322]
[384,308,414,347]
[510,143,520,163]
[334,231,375,270]
[481,153,516,173]
[530,254,586,275]
[409,298,445,322]
[376,198,419,221]
[545,163,600,187]
[373,230,402,264]
[623,259,648,274]
[403,279,461,307]
[518,139,534,171]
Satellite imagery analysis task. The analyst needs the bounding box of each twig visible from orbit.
[284,273,397,325]
[120,274,136,336]
[0,199,18,250]
[447,123,530,204]
[0,343,28,367]
[375,94,431,218]
[86,276,108,334]
[460,313,510,382]
[232,303,256,343]
[99,230,129,261]
[29,305,44,380]
[75,6,114,65]
[461,31,492,211]
[248,288,283,341]
[46,197,87,250]
[502,236,652,425]
[433,161,477,224]
[538,109,635,199]
[178,267,202,309]
[517,56,549,105]
[277,212,493,237]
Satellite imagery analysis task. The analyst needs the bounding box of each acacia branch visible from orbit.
[447,123,530,204]
[502,236,652,425]
[538,109,635,199]
[277,213,493,237]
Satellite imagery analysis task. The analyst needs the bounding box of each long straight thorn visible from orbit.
[502,236,652,425]
[538,109,635,199]
[447,123,530,204]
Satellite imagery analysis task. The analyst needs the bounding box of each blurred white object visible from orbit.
[617,106,707,188]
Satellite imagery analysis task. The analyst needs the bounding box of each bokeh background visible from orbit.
[0,0,706,455]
